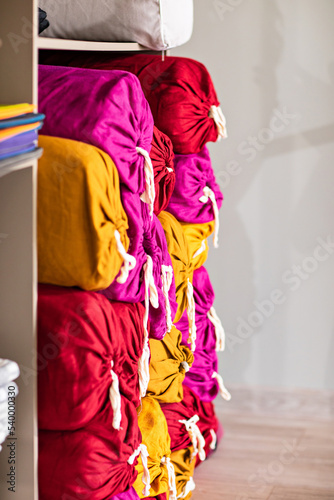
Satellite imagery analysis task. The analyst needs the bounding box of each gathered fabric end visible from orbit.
[199,185,220,248]
[137,146,155,218]
[109,361,122,430]
[212,371,231,401]
[180,361,190,373]
[161,456,177,500]
[161,264,174,333]
[192,239,206,259]
[207,306,225,351]
[208,105,227,140]
[209,429,217,450]
[186,278,196,352]
[177,476,196,499]
[114,229,136,283]
[179,414,206,463]
[139,443,151,497]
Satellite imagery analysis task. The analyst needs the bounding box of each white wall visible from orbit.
[173,0,334,390]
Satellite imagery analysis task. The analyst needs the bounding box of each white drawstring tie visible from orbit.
[199,186,220,248]
[138,255,159,397]
[161,456,177,500]
[180,361,190,373]
[137,146,155,218]
[114,229,136,283]
[177,476,196,499]
[161,264,174,333]
[186,278,196,352]
[179,414,206,462]
[209,429,217,450]
[109,361,122,430]
[207,306,225,352]
[192,239,206,260]
[128,444,151,496]
[212,371,231,401]
[208,105,227,140]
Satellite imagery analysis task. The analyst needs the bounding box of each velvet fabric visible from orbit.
[38,64,154,195]
[158,211,193,323]
[38,135,129,291]
[38,401,141,500]
[100,202,177,340]
[38,284,145,429]
[133,397,170,498]
[175,266,220,401]
[167,146,223,223]
[144,495,167,500]
[147,326,194,403]
[150,126,175,215]
[160,385,221,456]
[180,221,215,271]
[109,487,140,500]
[38,53,225,154]
[170,447,196,500]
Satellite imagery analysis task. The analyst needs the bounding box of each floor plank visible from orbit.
[192,386,334,500]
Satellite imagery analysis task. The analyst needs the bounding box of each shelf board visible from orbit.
[0,148,43,178]
[37,37,149,52]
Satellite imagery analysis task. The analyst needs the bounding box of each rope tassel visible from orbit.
[207,306,225,351]
[199,186,220,248]
[212,371,231,401]
[161,264,174,333]
[177,476,196,499]
[138,255,159,398]
[161,456,177,500]
[137,146,155,218]
[186,278,196,352]
[114,229,136,284]
[109,361,122,430]
[209,429,217,450]
[127,444,151,497]
[179,414,206,462]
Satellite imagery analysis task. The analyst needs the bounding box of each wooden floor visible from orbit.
[192,386,334,500]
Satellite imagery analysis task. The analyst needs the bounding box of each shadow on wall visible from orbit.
[214,0,285,385]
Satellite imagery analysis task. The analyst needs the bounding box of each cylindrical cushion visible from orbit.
[38,284,145,430]
[38,135,129,291]
[38,64,154,195]
[170,447,196,500]
[148,326,194,403]
[38,54,226,154]
[160,385,220,455]
[39,0,193,50]
[150,126,175,216]
[167,146,222,223]
[158,211,193,323]
[133,397,170,498]
[38,401,141,500]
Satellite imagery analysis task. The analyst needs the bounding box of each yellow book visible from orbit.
[0,103,35,120]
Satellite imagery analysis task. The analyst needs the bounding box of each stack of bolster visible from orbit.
[37,44,229,500]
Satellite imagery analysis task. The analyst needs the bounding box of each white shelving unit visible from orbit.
[0,3,151,499]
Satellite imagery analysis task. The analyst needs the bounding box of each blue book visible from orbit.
[0,112,45,130]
